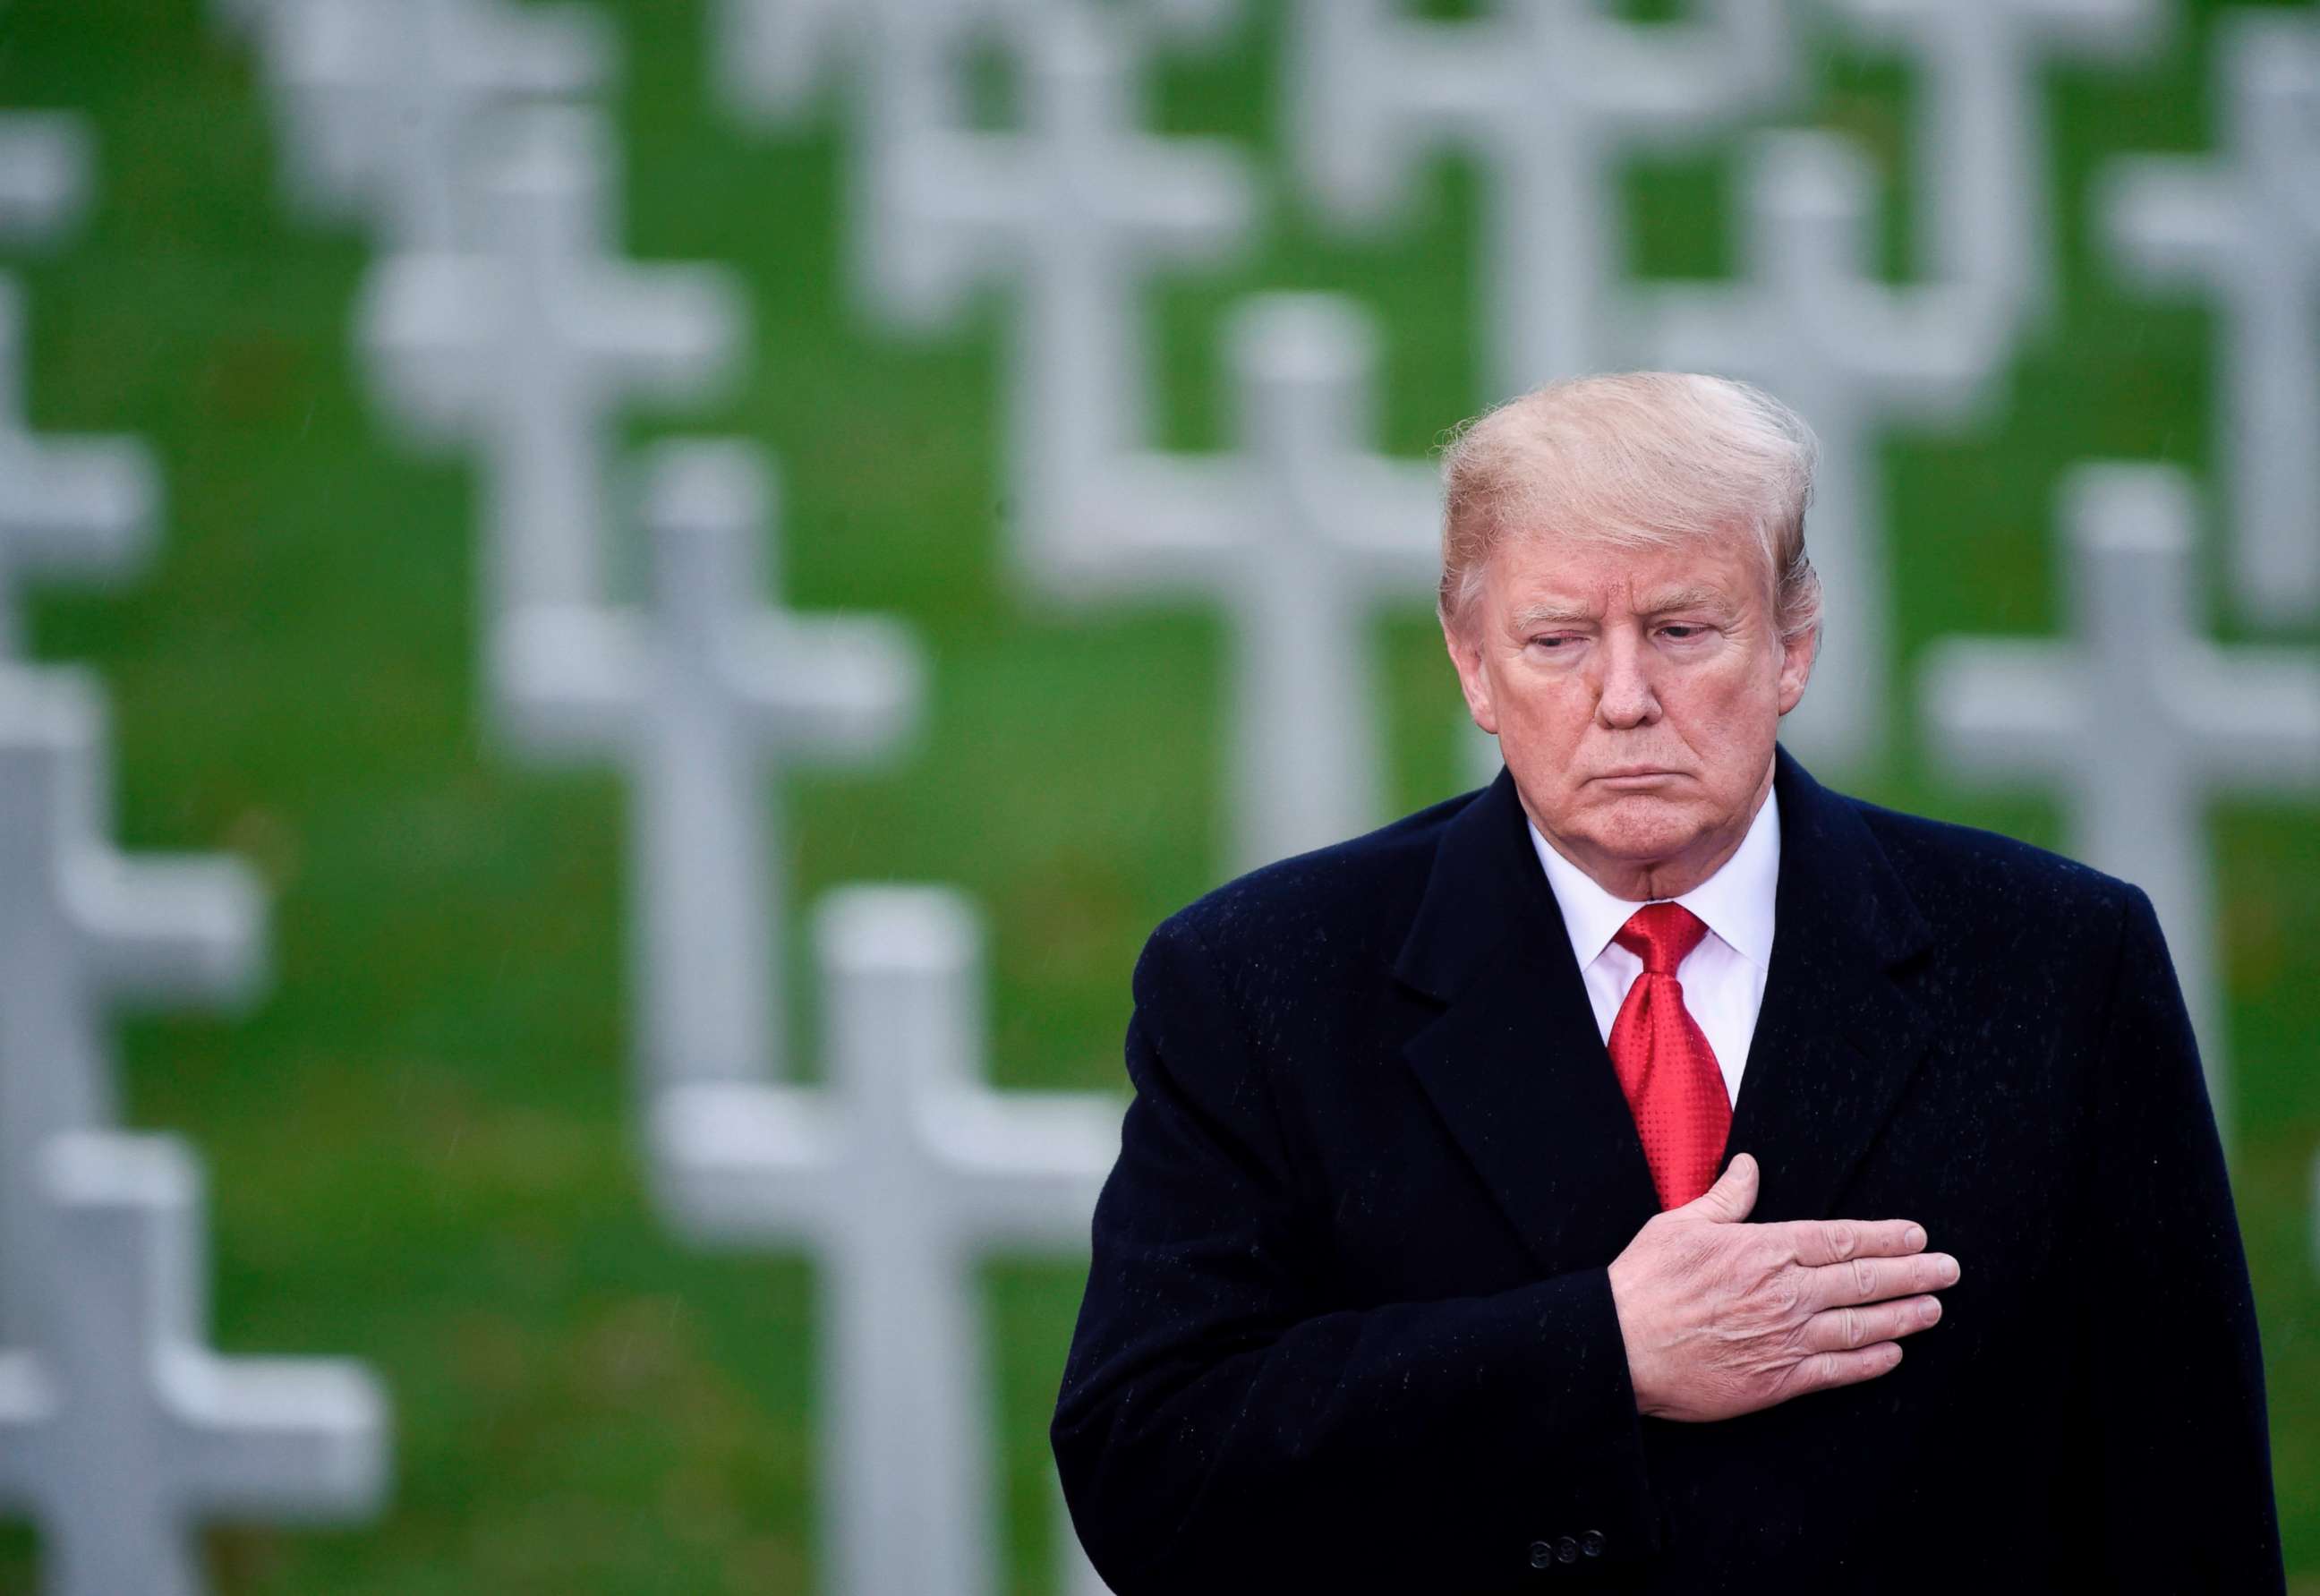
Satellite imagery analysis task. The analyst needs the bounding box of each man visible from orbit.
[1051,374,2283,1592]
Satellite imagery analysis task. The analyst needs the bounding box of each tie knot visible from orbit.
[1614,901,1710,976]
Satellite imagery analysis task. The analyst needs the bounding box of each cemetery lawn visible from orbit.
[1,0,2314,1588]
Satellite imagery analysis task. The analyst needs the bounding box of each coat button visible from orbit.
[1529,1540,1556,1570]
[1557,1535,1580,1563]
[1581,1530,1606,1558]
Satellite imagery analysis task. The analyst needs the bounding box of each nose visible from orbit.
[1592,631,1660,729]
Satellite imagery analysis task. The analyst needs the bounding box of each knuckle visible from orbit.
[1768,1270,1804,1318]
[1850,1257,1874,1300]
[1825,1221,1858,1262]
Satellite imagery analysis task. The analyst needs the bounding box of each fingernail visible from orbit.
[1904,1225,1926,1250]
[1940,1258,1960,1284]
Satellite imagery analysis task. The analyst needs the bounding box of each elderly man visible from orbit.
[1051,374,2282,1592]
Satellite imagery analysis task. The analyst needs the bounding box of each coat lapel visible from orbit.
[1394,768,1662,1275]
[1726,747,1938,1224]
[1392,748,1939,1272]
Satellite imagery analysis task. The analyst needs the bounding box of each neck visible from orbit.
[1531,759,1775,902]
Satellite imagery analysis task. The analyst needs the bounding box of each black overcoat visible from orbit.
[1052,747,2283,1592]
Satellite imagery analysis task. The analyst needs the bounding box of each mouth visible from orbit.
[1592,768,1685,786]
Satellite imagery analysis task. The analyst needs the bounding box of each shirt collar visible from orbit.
[1528,783,1781,974]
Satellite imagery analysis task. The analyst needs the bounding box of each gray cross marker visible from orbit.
[0,282,161,659]
[1828,0,2166,331]
[0,670,266,1347]
[269,0,614,252]
[866,7,1252,567]
[1639,131,2011,777]
[714,0,1238,130]
[0,1132,388,1596]
[1288,0,1793,396]
[494,440,922,1091]
[1918,463,2320,1149]
[653,886,1119,1596]
[360,107,747,617]
[1050,293,1437,873]
[0,115,92,247]
[2101,12,2320,627]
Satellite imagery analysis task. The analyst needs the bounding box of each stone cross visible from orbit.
[859,8,1251,568]
[359,106,747,618]
[1827,0,2166,331]
[0,1131,388,1596]
[1638,131,2012,776]
[494,441,922,1092]
[0,114,92,247]
[0,283,161,661]
[715,0,1239,130]
[1049,294,1438,873]
[2101,12,2320,627]
[268,0,614,252]
[1917,463,2320,1148]
[0,670,267,1348]
[652,885,1119,1596]
[1288,0,1793,397]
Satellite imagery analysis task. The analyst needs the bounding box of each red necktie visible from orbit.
[1607,902,1731,1210]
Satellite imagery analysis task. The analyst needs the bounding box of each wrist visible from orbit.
[1605,1259,1661,1418]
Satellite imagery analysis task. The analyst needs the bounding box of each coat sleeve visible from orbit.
[2082,884,2284,1592]
[1051,915,1660,1592]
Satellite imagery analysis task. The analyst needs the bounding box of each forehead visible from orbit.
[1485,525,1771,613]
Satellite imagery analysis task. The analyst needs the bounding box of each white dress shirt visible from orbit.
[1528,787,1781,1110]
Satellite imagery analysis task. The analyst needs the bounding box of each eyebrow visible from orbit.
[1638,585,1740,619]
[1506,585,1738,633]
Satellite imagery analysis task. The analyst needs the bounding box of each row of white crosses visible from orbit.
[218,2,1129,1588]
[2101,9,2320,627]
[1924,8,2320,1206]
[0,118,388,1594]
[734,1,2319,1231]
[1920,464,2320,1154]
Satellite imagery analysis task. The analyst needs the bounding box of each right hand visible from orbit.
[1604,1152,1958,1423]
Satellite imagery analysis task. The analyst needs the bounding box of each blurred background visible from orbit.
[0,0,2314,1590]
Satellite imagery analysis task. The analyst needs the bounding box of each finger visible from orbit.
[1786,1216,1928,1269]
[1806,1250,1961,1312]
[1797,1293,1942,1354]
[1683,1152,1758,1222]
[1781,1341,1905,1400]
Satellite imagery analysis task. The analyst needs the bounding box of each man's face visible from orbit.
[1444,525,1814,898]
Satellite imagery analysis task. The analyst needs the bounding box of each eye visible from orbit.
[1659,623,1709,641]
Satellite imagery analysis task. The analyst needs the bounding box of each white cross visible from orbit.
[0,114,92,247]
[653,886,1118,1596]
[2101,12,2320,627]
[866,7,1252,565]
[1047,293,1438,873]
[493,440,921,1091]
[1638,131,2011,776]
[1827,0,2166,330]
[1917,463,2320,1149]
[714,0,1239,130]
[267,0,613,252]
[1288,0,1793,397]
[0,1132,388,1596]
[0,670,267,1348]
[360,107,746,617]
[0,282,160,659]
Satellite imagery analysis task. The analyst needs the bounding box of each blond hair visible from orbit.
[1437,372,1821,645]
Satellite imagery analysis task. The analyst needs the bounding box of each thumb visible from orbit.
[1685,1152,1757,1222]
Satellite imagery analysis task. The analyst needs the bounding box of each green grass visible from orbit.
[0,0,2314,1588]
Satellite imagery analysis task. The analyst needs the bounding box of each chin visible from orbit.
[1579,797,1702,858]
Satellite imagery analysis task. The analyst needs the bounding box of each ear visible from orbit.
[1443,615,1502,736]
[1775,622,1817,715]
